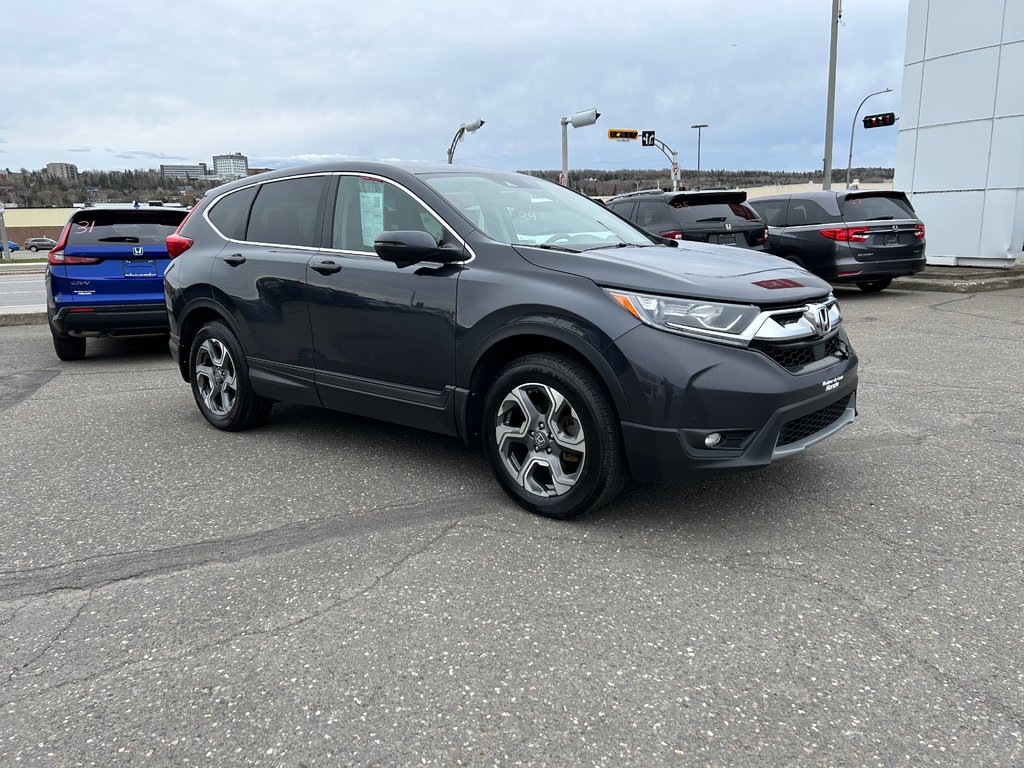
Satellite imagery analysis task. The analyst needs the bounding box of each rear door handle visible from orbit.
[223,253,246,267]
[311,260,343,276]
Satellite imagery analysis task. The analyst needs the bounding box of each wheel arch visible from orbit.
[175,299,240,382]
[458,325,630,449]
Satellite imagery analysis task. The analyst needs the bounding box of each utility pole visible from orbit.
[0,203,10,262]
[821,0,842,191]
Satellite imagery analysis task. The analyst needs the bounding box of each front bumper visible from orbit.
[607,323,859,483]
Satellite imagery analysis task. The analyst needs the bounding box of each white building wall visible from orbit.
[894,0,1024,267]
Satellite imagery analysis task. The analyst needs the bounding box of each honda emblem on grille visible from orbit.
[803,304,832,336]
[892,225,898,231]
[132,246,144,256]
[725,223,733,230]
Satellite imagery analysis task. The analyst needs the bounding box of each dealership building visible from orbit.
[895,0,1024,267]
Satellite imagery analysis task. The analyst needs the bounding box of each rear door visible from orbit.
[58,209,187,306]
[839,193,925,262]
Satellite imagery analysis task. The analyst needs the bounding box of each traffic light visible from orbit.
[607,129,639,140]
[863,112,897,129]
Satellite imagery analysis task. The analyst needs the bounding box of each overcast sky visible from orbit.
[3,0,909,176]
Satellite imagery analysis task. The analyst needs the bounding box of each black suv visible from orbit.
[606,189,768,250]
[165,162,858,519]
[748,190,926,292]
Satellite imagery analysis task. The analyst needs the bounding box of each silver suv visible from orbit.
[23,237,58,252]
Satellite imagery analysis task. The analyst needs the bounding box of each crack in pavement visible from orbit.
[0,522,461,707]
[0,493,494,602]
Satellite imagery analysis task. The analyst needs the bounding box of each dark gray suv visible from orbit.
[606,189,768,251]
[165,162,858,519]
[748,190,926,292]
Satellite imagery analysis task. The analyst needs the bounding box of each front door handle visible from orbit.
[311,260,343,276]
[223,253,246,267]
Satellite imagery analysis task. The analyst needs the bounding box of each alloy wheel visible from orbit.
[494,382,587,497]
[194,338,238,416]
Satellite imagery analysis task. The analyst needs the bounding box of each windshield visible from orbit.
[421,171,653,249]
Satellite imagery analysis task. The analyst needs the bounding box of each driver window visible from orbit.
[332,177,443,252]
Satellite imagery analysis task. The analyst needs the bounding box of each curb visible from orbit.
[0,308,47,327]
[892,273,1024,294]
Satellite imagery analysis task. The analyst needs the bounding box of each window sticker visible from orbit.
[359,180,384,247]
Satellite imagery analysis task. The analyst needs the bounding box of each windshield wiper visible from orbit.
[533,243,578,253]
[866,216,894,221]
[580,242,643,251]
[97,236,141,243]
[696,216,727,223]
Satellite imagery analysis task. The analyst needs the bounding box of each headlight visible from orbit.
[605,288,760,343]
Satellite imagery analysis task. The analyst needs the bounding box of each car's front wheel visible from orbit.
[483,353,626,519]
[856,278,893,293]
[189,321,272,431]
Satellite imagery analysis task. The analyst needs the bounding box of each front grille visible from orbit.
[777,393,852,447]
[751,334,844,370]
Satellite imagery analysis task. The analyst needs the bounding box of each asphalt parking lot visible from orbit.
[1,286,1022,766]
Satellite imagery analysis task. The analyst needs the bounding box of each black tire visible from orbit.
[856,278,892,293]
[52,333,86,361]
[189,321,272,431]
[482,353,626,519]
[29,246,39,253]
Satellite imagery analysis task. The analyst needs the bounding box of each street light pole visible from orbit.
[560,108,600,186]
[821,0,842,190]
[846,88,891,187]
[690,124,708,189]
[447,118,485,164]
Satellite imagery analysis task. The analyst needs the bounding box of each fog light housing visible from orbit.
[704,432,723,448]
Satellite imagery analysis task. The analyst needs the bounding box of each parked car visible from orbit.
[4,240,19,251]
[605,189,768,250]
[23,236,58,252]
[46,205,189,360]
[747,190,926,292]
[165,162,858,519]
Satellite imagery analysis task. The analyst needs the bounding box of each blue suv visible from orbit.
[46,206,188,360]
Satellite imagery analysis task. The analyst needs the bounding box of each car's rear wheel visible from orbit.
[189,321,271,431]
[482,353,626,519]
[51,333,86,361]
[29,246,39,253]
[856,278,893,293]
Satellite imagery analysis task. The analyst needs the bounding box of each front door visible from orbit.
[306,174,462,435]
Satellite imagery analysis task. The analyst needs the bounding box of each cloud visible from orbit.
[2,0,910,173]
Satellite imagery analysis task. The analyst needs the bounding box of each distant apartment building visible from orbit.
[45,162,79,181]
[159,163,210,180]
[213,152,249,179]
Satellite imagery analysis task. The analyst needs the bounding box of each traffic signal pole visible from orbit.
[846,89,892,188]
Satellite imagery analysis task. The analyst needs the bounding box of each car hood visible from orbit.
[514,242,833,305]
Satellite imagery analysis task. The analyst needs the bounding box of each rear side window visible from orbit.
[208,186,257,240]
[246,177,325,247]
[784,199,841,227]
[841,195,915,221]
[66,210,187,245]
[638,201,665,227]
[750,199,788,227]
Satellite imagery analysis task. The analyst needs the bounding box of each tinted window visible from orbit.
[750,199,788,227]
[331,176,444,253]
[785,199,841,227]
[670,201,760,225]
[841,194,916,221]
[638,201,665,227]
[609,201,635,219]
[208,186,257,240]
[66,210,187,245]
[246,176,325,247]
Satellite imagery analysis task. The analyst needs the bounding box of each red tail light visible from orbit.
[166,205,200,258]
[914,223,925,239]
[46,223,102,264]
[820,227,869,242]
[166,234,194,258]
[659,230,685,240]
[754,225,768,245]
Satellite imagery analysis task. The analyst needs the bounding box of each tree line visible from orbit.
[1,165,895,208]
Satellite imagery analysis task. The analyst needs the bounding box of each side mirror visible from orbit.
[373,230,463,267]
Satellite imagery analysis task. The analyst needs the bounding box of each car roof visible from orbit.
[607,188,749,206]
[750,190,907,203]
